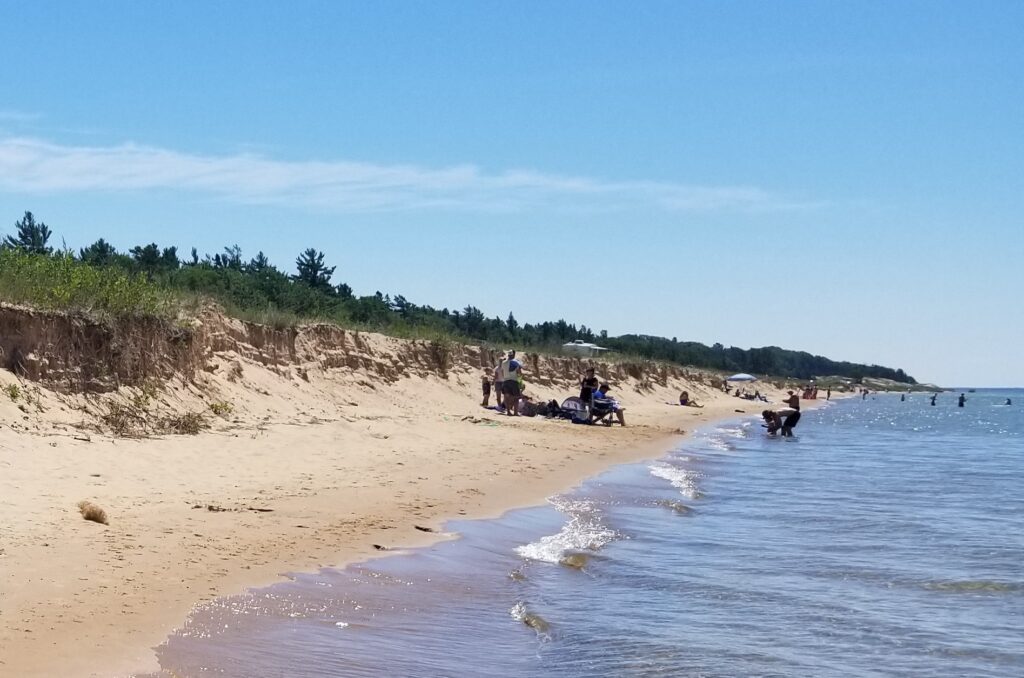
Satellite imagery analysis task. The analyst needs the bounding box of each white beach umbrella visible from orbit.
[726,373,757,382]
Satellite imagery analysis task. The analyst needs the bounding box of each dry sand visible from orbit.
[0,327,807,677]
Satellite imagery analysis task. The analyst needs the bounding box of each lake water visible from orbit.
[150,390,1023,677]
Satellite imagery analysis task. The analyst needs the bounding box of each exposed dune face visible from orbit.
[0,301,726,395]
[0,304,797,678]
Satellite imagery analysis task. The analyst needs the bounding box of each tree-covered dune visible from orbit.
[1,211,915,384]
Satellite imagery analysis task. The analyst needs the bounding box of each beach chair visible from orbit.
[589,397,618,426]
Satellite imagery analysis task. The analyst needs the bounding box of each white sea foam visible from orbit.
[649,462,702,499]
[515,498,616,564]
[509,601,528,622]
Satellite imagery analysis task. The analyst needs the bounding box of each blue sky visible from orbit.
[1,1,1021,386]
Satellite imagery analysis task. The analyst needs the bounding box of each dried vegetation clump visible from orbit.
[100,400,209,437]
[77,500,108,525]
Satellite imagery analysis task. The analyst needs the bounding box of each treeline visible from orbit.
[603,335,914,384]
[1,211,915,383]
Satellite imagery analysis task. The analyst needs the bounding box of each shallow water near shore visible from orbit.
[151,390,1024,677]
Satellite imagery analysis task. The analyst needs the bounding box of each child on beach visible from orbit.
[481,373,492,407]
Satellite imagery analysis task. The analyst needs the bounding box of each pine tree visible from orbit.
[248,251,270,272]
[293,248,336,292]
[3,211,52,254]
[79,238,118,266]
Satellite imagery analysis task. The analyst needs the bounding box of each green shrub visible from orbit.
[0,250,174,318]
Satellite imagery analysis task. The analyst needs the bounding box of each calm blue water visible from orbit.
[152,391,1023,677]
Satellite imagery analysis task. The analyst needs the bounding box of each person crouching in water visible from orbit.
[763,408,800,437]
[762,409,783,435]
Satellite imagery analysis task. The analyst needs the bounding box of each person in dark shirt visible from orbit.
[579,367,599,404]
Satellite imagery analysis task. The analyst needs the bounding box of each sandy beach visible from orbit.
[0,313,806,677]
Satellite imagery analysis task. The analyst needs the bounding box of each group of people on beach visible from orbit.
[731,388,768,402]
[482,349,526,415]
[481,353,626,425]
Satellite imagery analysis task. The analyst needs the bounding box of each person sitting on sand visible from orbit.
[679,391,703,408]
[592,383,626,426]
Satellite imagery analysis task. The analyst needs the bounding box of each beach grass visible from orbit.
[0,249,176,318]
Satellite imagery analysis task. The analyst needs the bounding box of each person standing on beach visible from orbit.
[958,393,966,408]
[500,350,524,416]
[481,372,492,407]
[901,393,906,402]
[492,362,505,410]
[580,367,600,405]
[826,387,831,400]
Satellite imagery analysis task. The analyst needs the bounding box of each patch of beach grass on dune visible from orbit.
[0,249,176,318]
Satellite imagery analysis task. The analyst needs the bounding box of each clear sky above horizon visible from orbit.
[1,1,1021,386]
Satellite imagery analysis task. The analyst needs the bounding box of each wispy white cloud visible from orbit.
[0,136,811,214]
[0,110,42,123]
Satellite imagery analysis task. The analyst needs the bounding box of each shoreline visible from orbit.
[1,352,822,677]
